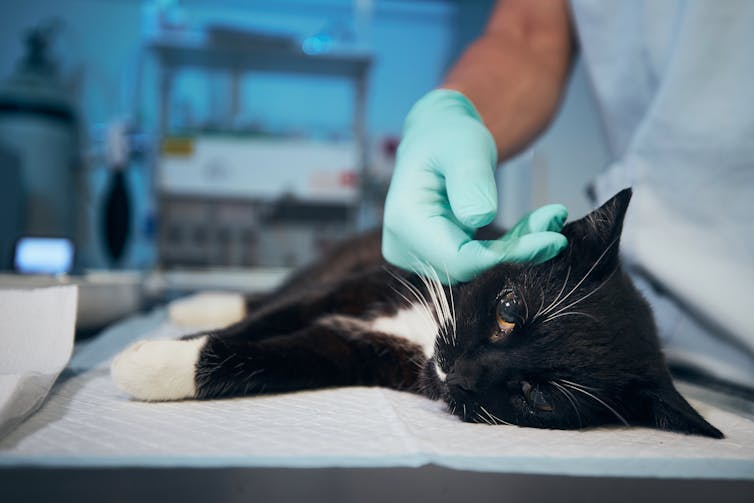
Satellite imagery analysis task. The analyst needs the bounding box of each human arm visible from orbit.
[443,0,574,159]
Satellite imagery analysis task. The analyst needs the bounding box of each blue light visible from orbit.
[15,237,74,275]
[302,34,333,55]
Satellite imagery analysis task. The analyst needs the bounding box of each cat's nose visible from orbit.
[446,375,473,397]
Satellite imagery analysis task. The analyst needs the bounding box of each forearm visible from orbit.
[443,0,574,160]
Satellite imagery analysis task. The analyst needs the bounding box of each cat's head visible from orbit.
[432,188,722,438]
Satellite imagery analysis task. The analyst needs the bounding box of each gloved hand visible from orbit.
[382,89,568,283]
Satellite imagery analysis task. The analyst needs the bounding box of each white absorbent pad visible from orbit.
[1,308,753,479]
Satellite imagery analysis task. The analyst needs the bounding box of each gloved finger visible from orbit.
[482,231,568,264]
[423,229,568,284]
[503,204,568,240]
[444,154,498,229]
[383,214,476,282]
[451,239,509,282]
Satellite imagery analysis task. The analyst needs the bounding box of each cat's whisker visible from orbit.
[391,258,457,350]
[532,262,555,320]
[244,368,265,382]
[557,378,601,393]
[479,405,512,426]
[539,236,619,319]
[438,267,458,345]
[418,260,453,331]
[541,311,599,324]
[412,263,445,325]
[475,411,492,425]
[450,306,457,343]
[550,380,583,428]
[532,286,547,323]
[544,269,617,322]
[479,406,497,425]
[386,280,444,344]
[412,259,457,347]
[537,264,571,320]
[384,267,428,314]
[384,266,439,339]
[425,264,450,323]
[383,266,426,308]
[386,283,417,311]
[558,379,629,426]
[493,414,512,426]
[428,264,457,346]
[448,399,459,418]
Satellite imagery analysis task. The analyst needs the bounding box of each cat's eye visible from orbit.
[492,291,520,341]
[521,381,553,412]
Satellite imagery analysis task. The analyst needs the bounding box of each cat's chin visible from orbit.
[110,337,207,401]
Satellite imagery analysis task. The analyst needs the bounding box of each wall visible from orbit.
[0,0,456,137]
[0,0,610,268]
[0,0,458,267]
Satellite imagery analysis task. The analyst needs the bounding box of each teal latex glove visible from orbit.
[382,89,568,283]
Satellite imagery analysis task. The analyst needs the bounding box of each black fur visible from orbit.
[183,188,723,438]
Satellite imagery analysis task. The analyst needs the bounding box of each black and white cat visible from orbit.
[111,189,723,438]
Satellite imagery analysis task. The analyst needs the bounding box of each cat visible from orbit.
[111,188,723,438]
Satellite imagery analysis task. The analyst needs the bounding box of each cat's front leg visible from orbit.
[111,315,427,401]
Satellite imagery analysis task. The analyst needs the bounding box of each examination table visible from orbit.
[2,300,754,502]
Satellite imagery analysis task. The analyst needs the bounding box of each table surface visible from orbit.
[1,308,754,480]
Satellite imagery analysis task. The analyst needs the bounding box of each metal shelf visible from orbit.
[148,34,372,169]
[147,33,375,268]
[149,37,372,77]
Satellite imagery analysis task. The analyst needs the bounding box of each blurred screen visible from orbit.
[14,237,74,275]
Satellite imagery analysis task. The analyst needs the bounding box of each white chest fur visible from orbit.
[369,304,439,358]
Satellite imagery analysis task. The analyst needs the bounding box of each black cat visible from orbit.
[111,189,723,438]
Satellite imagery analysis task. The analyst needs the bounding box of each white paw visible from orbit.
[111,336,208,401]
[168,292,246,329]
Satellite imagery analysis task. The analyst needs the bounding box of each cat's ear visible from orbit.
[560,188,632,277]
[636,380,724,438]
